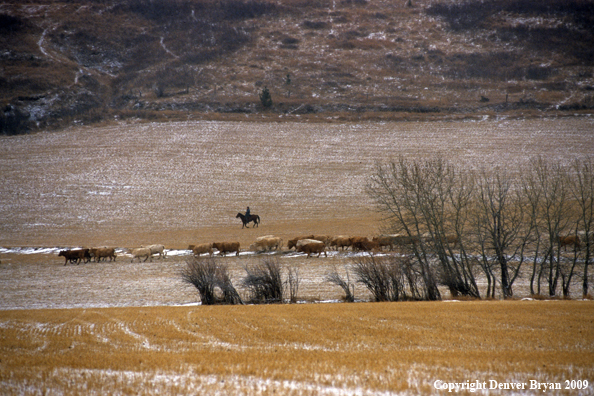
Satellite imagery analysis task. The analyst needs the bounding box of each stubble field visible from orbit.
[1,117,594,394]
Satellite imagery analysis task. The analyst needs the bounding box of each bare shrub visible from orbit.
[0,14,23,34]
[241,258,283,303]
[153,65,196,92]
[426,0,594,62]
[286,264,300,303]
[325,266,355,302]
[1,104,29,135]
[352,255,414,302]
[118,0,276,22]
[182,257,243,305]
[301,20,330,29]
[153,83,165,98]
[220,0,277,20]
[282,37,300,45]
[443,51,522,81]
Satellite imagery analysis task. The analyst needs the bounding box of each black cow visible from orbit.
[58,248,91,265]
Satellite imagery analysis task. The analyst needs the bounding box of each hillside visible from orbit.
[1,0,594,134]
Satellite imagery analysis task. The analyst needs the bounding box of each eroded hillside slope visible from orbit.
[1,0,593,134]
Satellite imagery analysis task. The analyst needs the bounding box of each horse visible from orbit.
[236,212,261,228]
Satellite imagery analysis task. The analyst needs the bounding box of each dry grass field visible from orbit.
[1,117,594,394]
[1,302,593,395]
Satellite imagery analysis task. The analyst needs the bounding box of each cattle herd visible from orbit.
[58,244,165,265]
[58,231,590,264]
[56,234,393,265]
[190,234,425,258]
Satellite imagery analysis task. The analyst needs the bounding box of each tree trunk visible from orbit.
[584,259,590,298]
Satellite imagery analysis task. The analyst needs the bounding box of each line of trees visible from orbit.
[367,156,594,300]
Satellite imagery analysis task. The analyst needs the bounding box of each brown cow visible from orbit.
[58,248,91,265]
[295,239,323,249]
[287,235,314,250]
[213,242,240,256]
[370,234,420,251]
[352,240,379,252]
[297,240,327,258]
[330,236,352,251]
[422,233,459,247]
[311,235,331,246]
[559,235,581,251]
[372,235,397,251]
[89,247,116,262]
[190,243,214,257]
[349,236,369,246]
[442,234,459,246]
[391,233,420,247]
[255,235,276,241]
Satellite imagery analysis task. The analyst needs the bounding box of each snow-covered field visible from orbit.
[0,248,389,310]
[1,117,594,309]
[1,246,588,311]
[1,119,594,395]
[2,117,593,249]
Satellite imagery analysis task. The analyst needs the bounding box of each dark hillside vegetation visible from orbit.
[426,0,594,63]
[1,0,593,134]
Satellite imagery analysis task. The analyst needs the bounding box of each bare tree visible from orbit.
[368,158,437,300]
[182,257,243,305]
[520,166,546,296]
[527,157,574,297]
[430,164,478,298]
[570,158,594,298]
[474,168,534,298]
[368,157,480,299]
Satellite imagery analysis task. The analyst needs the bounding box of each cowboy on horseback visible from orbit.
[236,207,260,228]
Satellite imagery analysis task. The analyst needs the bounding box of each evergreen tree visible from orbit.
[259,86,272,108]
[285,74,291,98]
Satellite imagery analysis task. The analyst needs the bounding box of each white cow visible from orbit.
[250,236,283,252]
[142,244,165,259]
[130,248,152,263]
